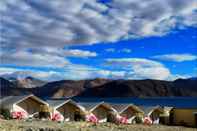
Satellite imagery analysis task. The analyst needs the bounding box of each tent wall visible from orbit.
[159,107,173,125]
[120,107,138,123]
[16,97,45,115]
[121,107,135,117]
[171,109,197,127]
[149,109,162,124]
[13,104,27,114]
[92,105,111,123]
[57,103,83,121]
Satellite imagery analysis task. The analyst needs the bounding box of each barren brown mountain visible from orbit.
[0,77,197,98]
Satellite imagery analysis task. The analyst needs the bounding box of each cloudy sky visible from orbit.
[0,0,197,81]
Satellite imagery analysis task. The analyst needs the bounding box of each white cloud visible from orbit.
[105,48,132,53]
[0,65,127,81]
[1,0,196,50]
[0,0,196,80]
[106,58,163,67]
[130,65,170,80]
[0,64,194,81]
[61,64,127,80]
[64,49,97,58]
[0,48,97,68]
[0,66,91,81]
[0,67,60,80]
[0,67,20,76]
[105,58,171,80]
[152,54,197,62]
[105,48,115,52]
[168,74,194,81]
[1,50,69,68]
[121,48,132,53]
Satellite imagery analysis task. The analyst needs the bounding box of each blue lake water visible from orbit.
[72,97,197,108]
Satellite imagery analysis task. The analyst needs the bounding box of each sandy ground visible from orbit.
[0,120,197,131]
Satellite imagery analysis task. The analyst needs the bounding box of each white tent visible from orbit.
[78,101,116,123]
[47,99,85,121]
[112,103,143,124]
[0,94,48,118]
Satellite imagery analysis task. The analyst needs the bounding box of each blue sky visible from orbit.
[69,27,197,74]
[0,0,197,81]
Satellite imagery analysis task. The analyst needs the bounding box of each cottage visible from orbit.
[140,106,164,124]
[111,103,144,124]
[47,99,85,121]
[0,94,48,118]
[169,108,197,127]
[78,102,116,123]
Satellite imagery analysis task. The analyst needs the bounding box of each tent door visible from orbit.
[195,114,197,127]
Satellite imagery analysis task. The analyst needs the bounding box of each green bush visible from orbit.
[39,111,50,119]
[135,116,143,124]
[0,108,11,119]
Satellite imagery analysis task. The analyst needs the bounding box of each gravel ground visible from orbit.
[0,120,197,131]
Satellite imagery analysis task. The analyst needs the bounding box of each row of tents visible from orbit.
[0,94,197,127]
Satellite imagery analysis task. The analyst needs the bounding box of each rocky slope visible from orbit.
[0,78,33,96]
[11,77,47,88]
[0,77,197,98]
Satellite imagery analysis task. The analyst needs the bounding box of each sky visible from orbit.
[0,0,197,81]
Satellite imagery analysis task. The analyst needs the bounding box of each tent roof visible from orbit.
[46,99,80,110]
[111,103,132,113]
[139,105,163,116]
[47,99,68,108]
[77,101,114,112]
[111,103,143,113]
[0,94,48,107]
[77,102,103,111]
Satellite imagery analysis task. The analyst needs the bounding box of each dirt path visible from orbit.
[0,120,197,131]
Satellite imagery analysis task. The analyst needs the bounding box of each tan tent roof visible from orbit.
[139,105,163,116]
[0,94,48,107]
[78,101,115,112]
[47,99,82,110]
[111,103,143,113]
[47,99,69,108]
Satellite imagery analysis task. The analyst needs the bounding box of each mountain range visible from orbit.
[0,77,197,98]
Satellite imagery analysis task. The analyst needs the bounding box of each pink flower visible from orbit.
[11,111,28,119]
[51,113,64,122]
[143,117,152,125]
[85,114,98,123]
[116,116,128,124]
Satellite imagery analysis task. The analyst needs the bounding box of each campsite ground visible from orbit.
[0,120,197,131]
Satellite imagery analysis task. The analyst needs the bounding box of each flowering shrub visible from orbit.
[0,109,11,120]
[85,113,98,123]
[116,115,128,124]
[143,116,153,125]
[51,113,64,122]
[11,111,28,119]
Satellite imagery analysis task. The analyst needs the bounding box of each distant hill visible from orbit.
[12,76,47,88]
[0,78,33,96]
[0,77,197,98]
[1,74,47,88]
[36,78,111,98]
[36,80,86,98]
[79,79,174,97]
